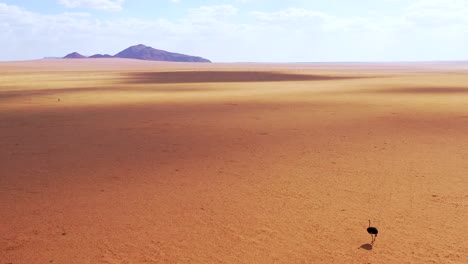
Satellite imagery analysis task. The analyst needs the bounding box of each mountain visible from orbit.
[63,52,86,59]
[89,54,113,58]
[62,44,211,62]
[114,44,211,63]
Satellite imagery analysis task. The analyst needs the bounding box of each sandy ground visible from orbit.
[1,59,467,263]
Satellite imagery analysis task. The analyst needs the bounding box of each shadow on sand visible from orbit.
[0,71,372,102]
[0,86,214,101]
[123,71,366,84]
[360,244,373,250]
[362,87,468,94]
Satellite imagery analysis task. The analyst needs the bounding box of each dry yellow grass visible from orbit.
[1,59,467,263]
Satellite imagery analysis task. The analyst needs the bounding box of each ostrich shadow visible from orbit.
[360,244,373,250]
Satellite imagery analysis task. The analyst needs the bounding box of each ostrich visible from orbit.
[367,220,378,244]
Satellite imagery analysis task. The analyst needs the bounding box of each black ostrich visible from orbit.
[367,220,378,244]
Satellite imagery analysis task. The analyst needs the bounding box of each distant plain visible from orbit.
[1,59,467,263]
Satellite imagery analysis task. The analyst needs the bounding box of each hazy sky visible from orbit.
[1,0,467,62]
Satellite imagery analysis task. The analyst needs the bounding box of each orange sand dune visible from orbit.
[1,60,467,263]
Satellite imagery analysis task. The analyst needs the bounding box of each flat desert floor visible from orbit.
[1,59,467,263]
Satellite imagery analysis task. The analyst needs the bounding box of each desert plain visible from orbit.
[0,59,467,263]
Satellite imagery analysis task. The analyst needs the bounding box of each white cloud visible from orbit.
[253,8,331,23]
[405,0,468,28]
[57,0,125,11]
[253,8,400,33]
[188,5,238,21]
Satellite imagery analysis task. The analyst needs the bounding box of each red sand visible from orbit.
[1,59,467,263]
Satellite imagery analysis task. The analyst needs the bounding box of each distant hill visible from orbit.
[114,44,211,63]
[63,52,86,59]
[62,44,211,62]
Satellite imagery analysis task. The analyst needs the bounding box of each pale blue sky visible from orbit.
[1,0,467,62]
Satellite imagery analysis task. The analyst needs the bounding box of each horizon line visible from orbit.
[1,58,468,64]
